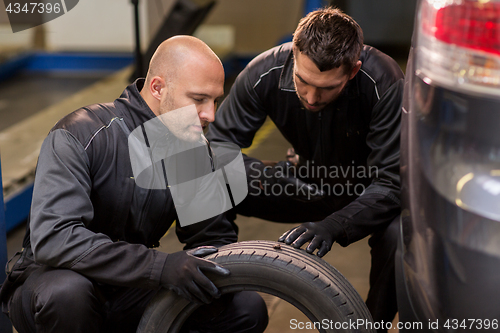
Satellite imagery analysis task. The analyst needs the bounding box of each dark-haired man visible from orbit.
[207,7,403,330]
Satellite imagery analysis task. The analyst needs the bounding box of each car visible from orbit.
[397,0,500,331]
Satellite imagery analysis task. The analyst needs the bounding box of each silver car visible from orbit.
[398,0,500,331]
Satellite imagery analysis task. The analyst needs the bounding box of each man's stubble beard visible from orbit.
[160,93,203,143]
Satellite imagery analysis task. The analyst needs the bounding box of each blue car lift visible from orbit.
[1,158,13,333]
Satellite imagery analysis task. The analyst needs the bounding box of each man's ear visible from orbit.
[349,61,362,80]
[150,76,166,101]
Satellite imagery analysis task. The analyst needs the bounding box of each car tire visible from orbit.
[137,240,375,333]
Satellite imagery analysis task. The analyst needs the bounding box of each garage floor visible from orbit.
[0,72,106,132]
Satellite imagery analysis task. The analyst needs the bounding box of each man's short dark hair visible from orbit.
[293,7,363,73]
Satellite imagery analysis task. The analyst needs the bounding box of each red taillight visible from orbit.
[418,0,500,94]
[433,2,500,56]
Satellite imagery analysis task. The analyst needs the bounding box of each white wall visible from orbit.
[0,0,303,54]
[0,0,34,50]
[44,0,148,52]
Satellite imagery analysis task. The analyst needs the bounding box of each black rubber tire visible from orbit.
[137,240,375,333]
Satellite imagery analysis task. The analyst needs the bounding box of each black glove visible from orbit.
[278,219,345,257]
[160,246,230,304]
[260,161,324,202]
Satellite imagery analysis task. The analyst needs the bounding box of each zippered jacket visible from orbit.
[22,79,238,289]
[207,42,404,245]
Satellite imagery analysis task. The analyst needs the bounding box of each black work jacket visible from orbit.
[19,79,237,289]
[207,42,404,245]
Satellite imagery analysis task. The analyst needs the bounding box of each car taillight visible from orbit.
[435,1,500,56]
[417,0,500,96]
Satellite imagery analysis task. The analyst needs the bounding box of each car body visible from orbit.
[397,0,500,331]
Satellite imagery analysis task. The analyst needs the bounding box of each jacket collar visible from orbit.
[277,48,358,104]
[116,78,159,126]
[278,48,296,92]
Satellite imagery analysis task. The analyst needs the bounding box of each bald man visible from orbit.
[1,36,268,333]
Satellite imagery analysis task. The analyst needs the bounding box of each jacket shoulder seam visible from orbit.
[359,68,380,101]
[252,65,285,89]
[83,116,124,151]
[51,128,89,163]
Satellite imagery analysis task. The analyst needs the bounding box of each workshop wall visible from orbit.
[0,0,148,52]
[43,0,148,52]
[347,0,417,47]
[0,0,303,56]
[147,0,303,57]
[201,0,303,55]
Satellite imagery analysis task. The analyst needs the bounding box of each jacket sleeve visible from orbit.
[207,63,271,182]
[175,214,238,250]
[328,78,403,246]
[208,64,268,148]
[29,129,168,289]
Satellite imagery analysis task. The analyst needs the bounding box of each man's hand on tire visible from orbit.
[260,161,324,202]
[278,220,345,257]
[160,246,230,304]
